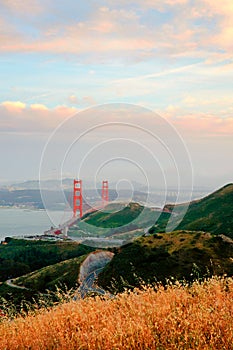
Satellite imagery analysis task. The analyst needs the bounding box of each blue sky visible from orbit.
[0,0,233,189]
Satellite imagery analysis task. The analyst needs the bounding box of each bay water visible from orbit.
[0,208,68,242]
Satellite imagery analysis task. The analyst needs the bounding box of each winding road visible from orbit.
[75,267,107,299]
[6,279,28,290]
[74,251,114,299]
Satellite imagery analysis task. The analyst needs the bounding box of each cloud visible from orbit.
[82,96,97,105]
[0,101,77,133]
[1,0,43,15]
[0,0,230,62]
[106,0,189,10]
[179,116,233,136]
[68,95,79,105]
[0,100,232,138]
[190,0,233,52]
[30,104,48,111]
[2,101,26,112]
[181,95,233,108]
[0,6,144,55]
[0,0,231,75]
[192,0,233,19]
[68,95,97,106]
[165,111,233,137]
[111,62,202,85]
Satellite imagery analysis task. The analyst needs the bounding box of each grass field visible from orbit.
[0,276,232,349]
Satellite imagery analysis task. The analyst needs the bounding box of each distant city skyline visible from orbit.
[0,0,232,191]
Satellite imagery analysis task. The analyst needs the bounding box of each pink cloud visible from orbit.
[0,0,232,64]
[2,0,43,15]
[0,101,77,133]
[1,101,26,112]
[30,104,48,111]
[1,100,232,138]
[0,3,195,59]
[169,114,233,136]
[68,95,97,106]
[106,0,189,9]
[0,0,231,67]
[190,0,233,51]
[68,95,79,105]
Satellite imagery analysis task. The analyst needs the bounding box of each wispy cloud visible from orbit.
[68,95,97,106]
[111,62,203,84]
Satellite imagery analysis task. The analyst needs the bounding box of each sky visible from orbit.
[0,0,233,191]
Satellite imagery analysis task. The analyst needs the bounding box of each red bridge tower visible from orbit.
[102,180,109,205]
[73,179,83,218]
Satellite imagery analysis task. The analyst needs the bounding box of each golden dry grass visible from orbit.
[0,277,232,350]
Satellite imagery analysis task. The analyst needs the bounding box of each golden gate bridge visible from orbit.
[45,180,109,237]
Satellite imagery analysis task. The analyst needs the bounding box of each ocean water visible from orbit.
[0,208,70,242]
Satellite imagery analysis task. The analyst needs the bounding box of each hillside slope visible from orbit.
[0,256,86,308]
[98,231,233,292]
[176,184,233,237]
[0,238,95,281]
[15,255,85,292]
[70,202,160,239]
[150,184,233,238]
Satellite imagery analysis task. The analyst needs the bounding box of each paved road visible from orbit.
[6,279,28,290]
[74,267,108,299]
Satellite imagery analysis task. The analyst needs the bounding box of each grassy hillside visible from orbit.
[0,277,232,349]
[70,202,160,239]
[0,238,95,281]
[0,255,86,310]
[177,184,233,237]
[98,231,233,292]
[149,183,233,238]
[84,202,144,228]
[15,255,85,292]
[76,183,233,239]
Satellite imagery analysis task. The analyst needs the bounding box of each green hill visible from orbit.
[177,184,233,237]
[70,202,160,240]
[98,231,233,292]
[0,255,86,309]
[150,183,233,238]
[83,202,144,228]
[15,256,85,292]
[0,238,95,281]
